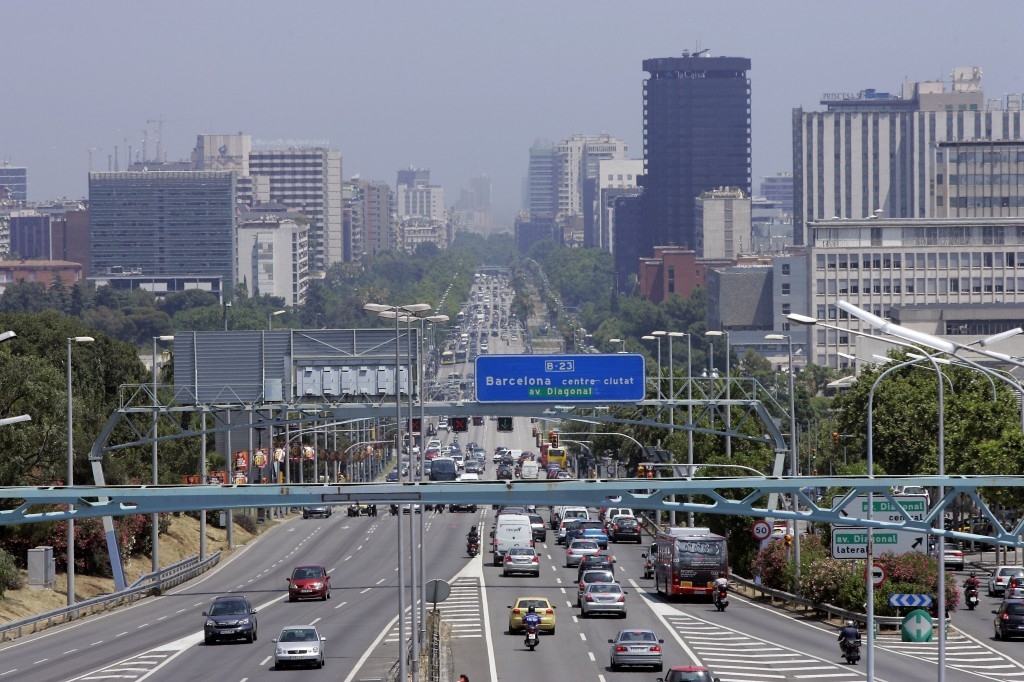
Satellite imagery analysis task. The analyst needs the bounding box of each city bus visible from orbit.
[455,348,468,363]
[441,350,455,365]
[654,527,728,600]
[545,446,568,471]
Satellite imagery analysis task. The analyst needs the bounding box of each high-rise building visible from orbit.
[596,159,644,252]
[343,180,365,262]
[453,174,493,232]
[237,212,309,305]
[527,140,557,217]
[0,164,27,203]
[789,67,1024,245]
[760,172,794,214]
[362,180,396,254]
[696,187,751,260]
[88,171,236,285]
[640,51,752,258]
[248,146,343,272]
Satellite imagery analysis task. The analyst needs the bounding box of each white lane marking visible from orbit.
[310,617,322,625]
[334,600,348,609]
[360,587,372,594]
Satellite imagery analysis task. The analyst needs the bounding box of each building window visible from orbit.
[781,303,791,315]
[782,322,791,331]
[782,283,790,295]
[781,263,791,275]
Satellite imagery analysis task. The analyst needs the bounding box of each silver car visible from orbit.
[608,628,664,671]
[503,546,541,577]
[273,625,326,669]
[565,539,601,568]
[989,566,1024,597]
[577,569,616,606]
[581,582,627,618]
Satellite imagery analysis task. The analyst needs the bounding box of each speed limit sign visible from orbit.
[751,520,772,541]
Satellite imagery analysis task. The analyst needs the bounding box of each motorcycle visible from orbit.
[714,584,729,612]
[965,585,979,610]
[841,636,862,665]
[467,540,479,557]
[524,625,539,651]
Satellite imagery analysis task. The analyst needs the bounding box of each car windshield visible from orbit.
[293,567,323,579]
[590,584,621,593]
[280,628,318,642]
[209,600,247,616]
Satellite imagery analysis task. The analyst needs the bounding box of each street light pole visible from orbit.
[766,333,800,593]
[151,335,173,573]
[705,330,731,458]
[66,335,93,606]
[671,332,694,526]
[269,309,286,330]
[608,337,626,353]
[641,335,660,399]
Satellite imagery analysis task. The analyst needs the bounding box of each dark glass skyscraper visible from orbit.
[639,53,751,259]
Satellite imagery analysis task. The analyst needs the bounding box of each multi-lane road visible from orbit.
[4,277,1024,681]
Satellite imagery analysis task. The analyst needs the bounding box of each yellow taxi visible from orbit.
[507,596,557,634]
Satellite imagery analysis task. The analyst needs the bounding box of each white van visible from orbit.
[492,513,533,566]
[603,507,635,522]
[556,507,590,543]
[520,460,540,479]
[509,449,523,462]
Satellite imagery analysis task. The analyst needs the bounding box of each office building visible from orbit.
[789,67,1024,244]
[611,192,644,292]
[760,172,794,215]
[514,212,557,254]
[237,213,309,305]
[343,180,365,262]
[361,180,397,254]
[527,139,557,217]
[594,159,643,251]
[88,171,236,286]
[696,187,751,260]
[0,260,83,295]
[640,51,752,259]
[0,165,27,203]
[248,146,343,271]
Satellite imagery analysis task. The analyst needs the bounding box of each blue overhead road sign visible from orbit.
[474,354,646,403]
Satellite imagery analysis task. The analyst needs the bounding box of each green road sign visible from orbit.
[832,494,928,522]
[830,527,927,559]
[901,609,933,642]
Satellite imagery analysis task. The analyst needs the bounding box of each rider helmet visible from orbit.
[970,571,976,577]
[527,606,536,613]
[845,619,855,627]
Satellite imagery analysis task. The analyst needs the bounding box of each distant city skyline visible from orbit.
[6,1,1024,227]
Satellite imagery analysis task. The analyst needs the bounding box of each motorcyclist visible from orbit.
[466,525,480,549]
[522,605,542,632]
[713,571,730,591]
[838,619,860,654]
[964,571,981,591]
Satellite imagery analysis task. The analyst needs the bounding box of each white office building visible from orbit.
[237,215,309,305]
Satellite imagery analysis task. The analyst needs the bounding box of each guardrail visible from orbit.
[0,551,220,642]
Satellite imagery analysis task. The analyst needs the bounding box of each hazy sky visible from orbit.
[7,0,1024,226]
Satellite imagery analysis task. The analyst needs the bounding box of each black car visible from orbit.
[496,464,514,480]
[995,599,1024,640]
[203,595,258,644]
[449,501,479,513]
[385,470,400,482]
[302,505,331,519]
[577,555,615,581]
[609,517,642,543]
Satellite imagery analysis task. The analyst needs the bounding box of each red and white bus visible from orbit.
[654,527,728,600]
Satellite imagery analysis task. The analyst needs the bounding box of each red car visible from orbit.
[658,665,720,682]
[287,565,331,601]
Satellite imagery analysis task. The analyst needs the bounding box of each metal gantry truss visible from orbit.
[4,475,1024,549]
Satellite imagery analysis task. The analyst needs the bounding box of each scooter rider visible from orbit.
[713,571,730,591]
[964,571,981,592]
[522,605,542,631]
[467,525,480,550]
[838,619,860,653]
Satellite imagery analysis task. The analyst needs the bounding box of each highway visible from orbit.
[3,274,1024,681]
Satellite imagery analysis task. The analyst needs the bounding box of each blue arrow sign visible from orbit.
[889,593,933,608]
[474,354,646,403]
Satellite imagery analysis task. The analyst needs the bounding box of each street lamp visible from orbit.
[364,301,430,682]
[268,309,286,330]
[705,330,731,458]
[766,333,800,593]
[66,335,94,606]
[641,336,658,398]
[151,335,174,573]
[608,338,626,353]
[652,331,666,399]
[670,331,693,526]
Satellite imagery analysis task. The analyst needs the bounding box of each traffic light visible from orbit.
[472,415,484,426]
[451,417,468,432]
[550,432,558,447]
[833,432,839,445]
[497,416,513,432]
[411,418,422,433]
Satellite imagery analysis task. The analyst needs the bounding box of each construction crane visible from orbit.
[147,117,165,163]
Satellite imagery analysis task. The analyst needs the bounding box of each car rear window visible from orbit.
[571,540,599,550]
[1008,604,1024,615]
[583,571,614,582]
[590,583,621,593]
[529,515,544,525]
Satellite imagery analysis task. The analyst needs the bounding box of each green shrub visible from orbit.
[0,547,24,597]
[234,513,258,534]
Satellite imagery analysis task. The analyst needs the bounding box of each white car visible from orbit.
[273,625,325,669]
[989,566,1024,597]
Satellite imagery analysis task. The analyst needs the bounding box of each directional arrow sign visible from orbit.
[901,609,934,643]
[831,527,928,559]
[833,494,928,523]
[890,593,933,608]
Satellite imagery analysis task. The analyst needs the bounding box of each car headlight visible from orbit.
[206,619,216,627]
[311,582,323,589]
[239,618,250,625]
[311,646,320,654]
[276,646,285,655]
